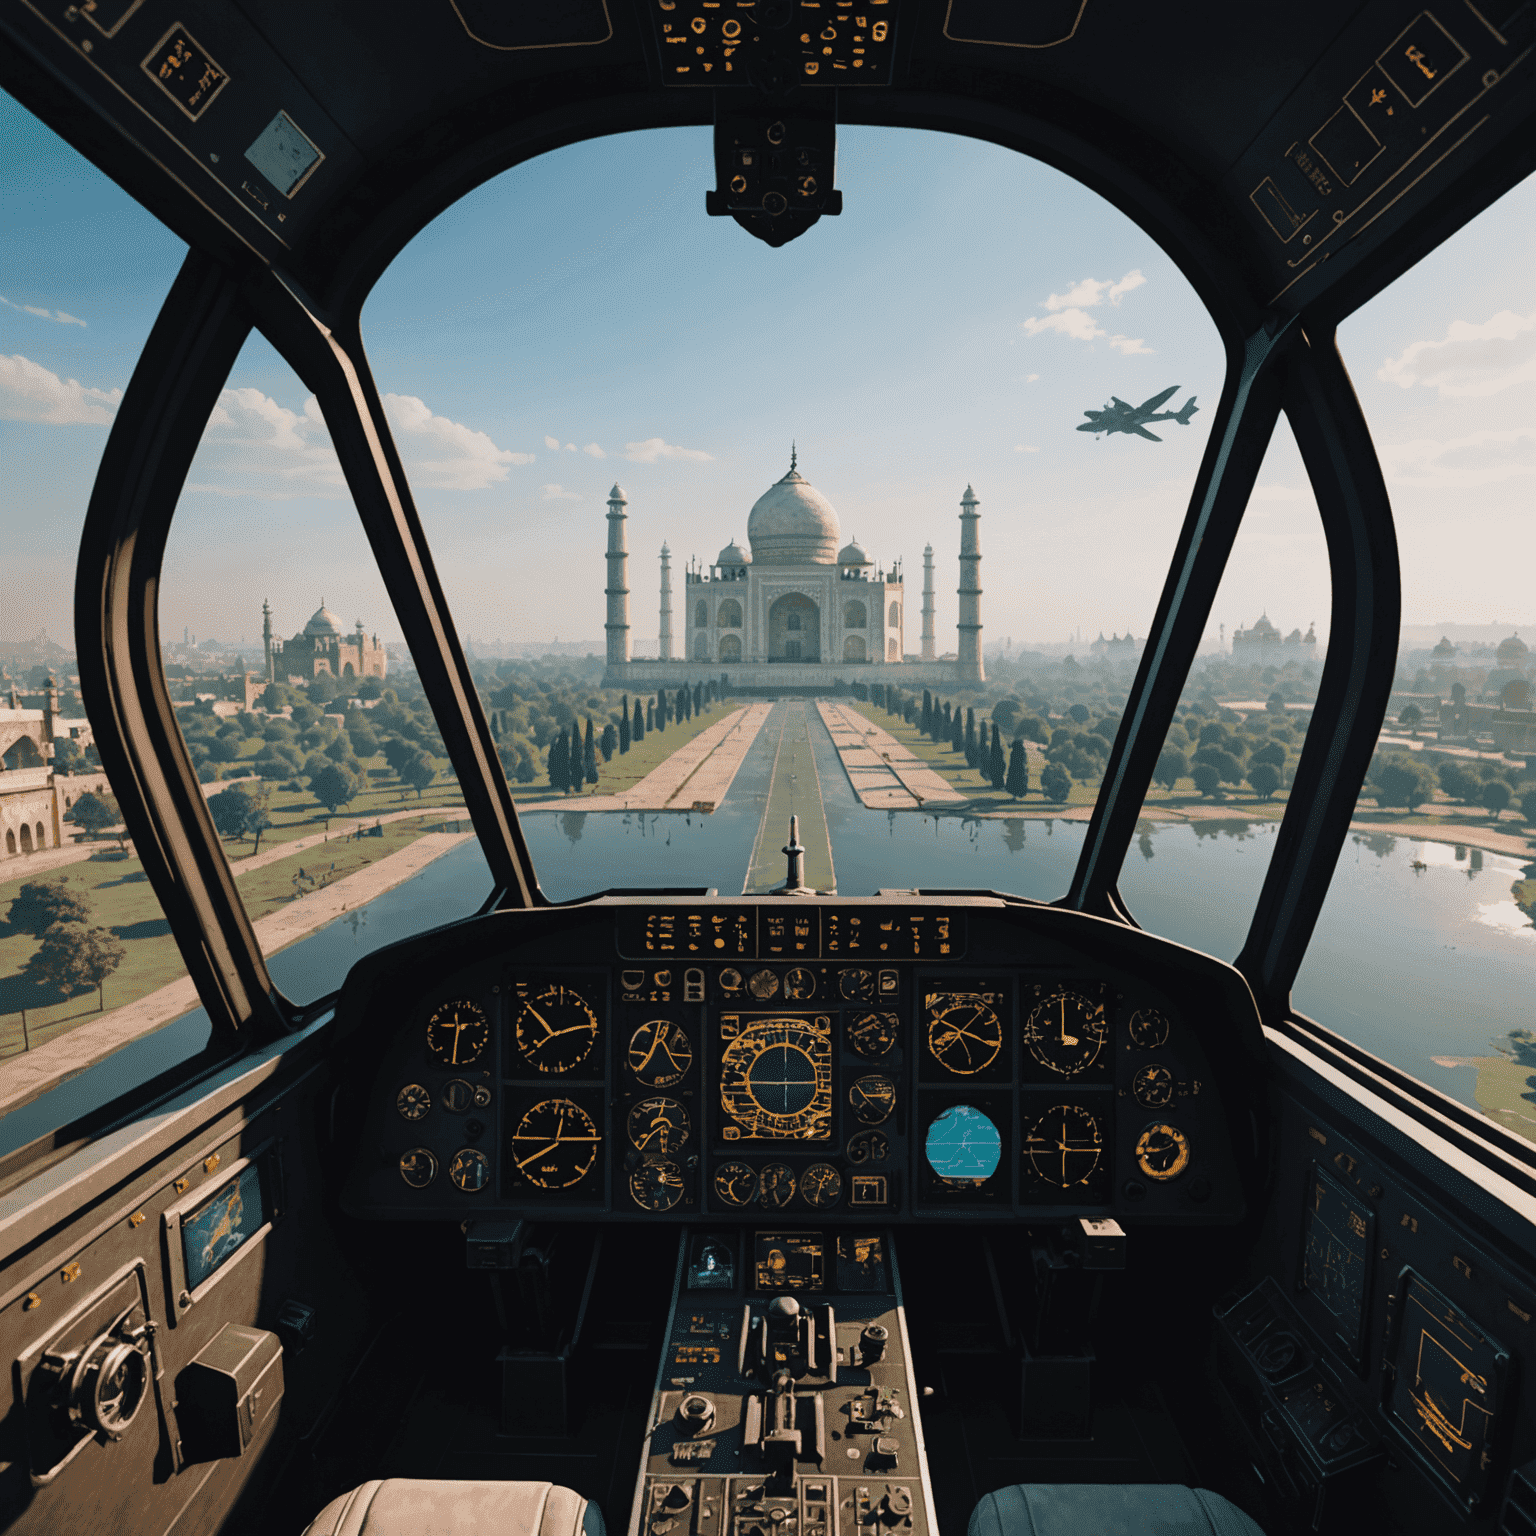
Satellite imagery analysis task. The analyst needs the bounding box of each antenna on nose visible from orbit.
[775,815,812,895]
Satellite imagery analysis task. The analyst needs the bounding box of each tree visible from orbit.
[634,698,646,742]
[348,719,380,757]
[1250,740,1286,769]
[1399,703,1423,732]
[381,735,416,778]
[1438,760,1478,802]
[1195,746,1244,785]
[600,722,617,762]
[1521,787,1536,825]
[1005,739,1028,799]
[547,730,568,791]
[964,708,978,768]
[988,723,1005,789]
[620,696,631,754]
[1191,762,1222,798]
[68,790,121,840]
[1247,761,1282,800]
[1154,747,1188,791]
[401,751,437,800]
[7,879,89,936]
[1266,691,1287,714]
[1481,779,1512,821]
[313,761,361,816]
[1068,703,1090,724]
[27,921,126,1010]
[951,707,964,754]
[1370,756,1433,812]
[656,687,667,734]
[209,784,258,842]
[922,691,933,736]
[1040,762,1071,803]
[583,719,599,786]
[515,749,536,785]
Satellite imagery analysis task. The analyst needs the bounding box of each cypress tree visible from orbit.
[490,712,501,741]
[634,697,645,742]
[1005,738,1028,799]
[694,682,703,714]
[583,718,598,784]
[657,686,667,732]
[922,690,932,736]
[547,731,568,791]
[989,723,1006,789]
[646,699,655,732]
[601,722,617,761]
[965,708,977,767]
[951,707,964,754]
[619,702,631,754]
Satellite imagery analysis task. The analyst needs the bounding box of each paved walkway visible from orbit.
[0,831,473,1115]
[225,804,468,877]
[816,701,967,809]
[522,703,773,814]
[744,701,836,894]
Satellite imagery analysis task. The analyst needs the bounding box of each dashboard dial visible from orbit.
[426,1000,489,1067]
[1023,1104,1104,1189]
[1127,1006,1170,1050]
[748,969,779,1000]
[512,985,600,1074]
[628,1020,693,1087]
[440,1079,473,1113]
[510,1098,602,1190]
[399,1148,437,1188]
[847,1011,900,1058]
[629,1161,685,1212]
[719,968,743,992]
[759,1163,796,1208]
[839,969,875,1002]
[784,967,816,1000]
[1132,1063,1174,1107]
[846,1129,889,1164]
[627,1096,691,1154]
[801,1164,843,1210]
[396,1083,431,1121]
[447,1148,491,1193]
[848,1074,897,1125]
[925,993,1003,1075]
[720,1017,833,1140]
[1135,1123,1191,1181]
[1023,989,1108,1076]
[713,1161,759,1207]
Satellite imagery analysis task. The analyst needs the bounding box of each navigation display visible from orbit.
[836,1234,889,1292]
[1300,1163,1373,1360]
[755,1231,824,1291]
[182,1162,267,1290]
[720,1015,833,1141]
[1386,1273,1507,1508]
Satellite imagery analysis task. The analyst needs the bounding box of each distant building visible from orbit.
[1432,635,1458,658]
[1,677,111,858]
[1089,631,1139,659]
[264,600,387,684]
[1230,613,1317,667]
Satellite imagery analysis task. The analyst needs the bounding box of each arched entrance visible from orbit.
[888,637,899,660]
[844,600,867,629]
[844,635,867,662]
[5,829,15,855]
[768,593,819,662]
[720,634,742,662]
[19,825,33,853]
[694,634,709,659]
[717,598,742,629]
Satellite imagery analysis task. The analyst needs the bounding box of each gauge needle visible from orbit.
[516,1140,563,1169]
[525,1005,555,1040]
[1059,1000,1078,1047]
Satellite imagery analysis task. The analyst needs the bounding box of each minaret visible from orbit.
[262,599,274,683]
[957,485,984,683]
[659,543,674,661]
[921,544,936,661]
[605,484,631,666]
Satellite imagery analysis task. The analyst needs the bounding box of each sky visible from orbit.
[2,89,1532,660]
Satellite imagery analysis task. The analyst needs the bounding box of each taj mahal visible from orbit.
[600,452,984,690]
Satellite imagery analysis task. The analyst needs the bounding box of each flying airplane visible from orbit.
[1078,385,1199,439]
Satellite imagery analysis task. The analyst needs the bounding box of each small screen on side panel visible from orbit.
[182,1162,267,1290]
[1299,1163,1372,1360]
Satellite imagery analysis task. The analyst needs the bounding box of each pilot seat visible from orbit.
[301,1480,605,1536]
[968,1483,1266,1536]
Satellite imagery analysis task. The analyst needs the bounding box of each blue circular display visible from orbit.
[924,1105,1002,1184]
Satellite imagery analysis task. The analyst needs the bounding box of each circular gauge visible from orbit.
[440,1079,473,1113]
[846,1129,890,1164]
[925,994,1003,1075]
[802,1164,843,1209]
[629,1161,685,1212]
[1127,1007,1170,1050]
[759,1164,796,1208]
[748,969,779,1000]
[1023,990,1108,1077]
[510,1098,602,1190]
[396,1083,431,1121]
[399,1148,438,1188]
[426,1000,489,1067]
[1023,1104,1104,1189]
[1132,1063,1175,1108]
[848,1074,897,1125]
[839,969,875,1002]
[472,1083,493,1109]
[713,1161,759,1207]
[627,1096,691,1155]
[447,1148,491,1193]
[513,985,600,1075]
[720,968,743,992]
[847,1011,900,1058]
[925,1105,1002,1185]
[1135,1123,1191,1181]
[720,1017,833,1139]
[784,967,817,1000]
[628,1020,694,1087]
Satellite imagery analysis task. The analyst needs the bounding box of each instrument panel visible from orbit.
[340,898,1260,1224]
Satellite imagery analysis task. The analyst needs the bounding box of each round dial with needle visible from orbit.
[1127,1006,1170,1050]
[784,966,816,1000]
[719,1017,832,1140]
[848,1074,897,1125]
[426,1000,489,1067]
[396,1083,431,1121]
[1023,989,1108,1076]
[925,993,1003,1075]
[510,1098,602,1190]
[1132,1063,1174,1107]
[759,1164,796,1208]
[627,1096,690,1154]
[447,1148,491,1193]
[839,969,875,1002]
[629,1161,684,1212]
[1135,1123,1191,1181]
[847,1011,900,1058]
[399,1148,437,1188]
[1023,1104,1104,1189]
[513,985,599,1075]
[713,1161,758,1207]
[801,1163,842,1209]
[628,1020,693,1087]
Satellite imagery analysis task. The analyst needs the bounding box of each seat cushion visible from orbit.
[302,1479,605,1536]
[968,1484,1265,1536]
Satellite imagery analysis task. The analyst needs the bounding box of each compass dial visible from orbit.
[1132,1063,1175,1107]
[440,1079,474,1113]
[747,969,779,1000]
[399,1148,437,1188]
[784,967,816,1000]
[801,1163,843,1210]
[627,1096,691,1154]
[513,985,600,1074]
[713,1161,759,1207]
[510,1098,602,1190]
[847,1011,900,1058]
[846,1129,889,1164]
[759,1163,796,1208]
[447,1148,491,1193]
[629,1161,685,1212]
[720,1017,833,1140]
[1023,989,1108,1076]
[396,1083,431,1121]
[1135,1123,1191,1181]
[848,1074,897,1125]
[627,1020,693,1087]
[1127,1006,1170,1050]
[839,969,875,1002]
[925,993,1003,1075]
[1023,1104,1104,1189]
[426,1000,489,1067]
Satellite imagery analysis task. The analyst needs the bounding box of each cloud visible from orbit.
[1025,373,1040,383]
[544,434,561,449]
[582,442,607,458]
[1024,269,1151,353]
[565,442,577,452]
[1014,445,1040,454]
[383,393,533,489]
[1378,426,1536,489]
[1025,308,1101,342]
[541,483,581,500]
[624,437,713,463]
[0,353,121,424]
[0,294,87,326]
[1043,270,1146,312]
[1377,309,1536,398]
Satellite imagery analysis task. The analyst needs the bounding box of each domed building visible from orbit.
[263,600,388,684]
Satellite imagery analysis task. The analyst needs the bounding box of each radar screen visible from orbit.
[918,1096,1009,1206]
[1021,983,1111,1081]
[836,1234,889,1292]
[1386,1273,1508,1509]
[1300,1164,1373,1361]
[182,1162,267,1290]
[687,1233,737,1290]
[720,1014,833,1141]
[1021,1098,1111,1204]
[920,984,1011,1084]
[508,979,602,1076]
[754,1231,825,1291]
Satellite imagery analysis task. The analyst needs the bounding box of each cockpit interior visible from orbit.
[1,3,1533,1535]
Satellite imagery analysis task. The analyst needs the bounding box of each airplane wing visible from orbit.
[1131,424,1163,441]
[1138,385,1179,413]
[1076,420,1100,432]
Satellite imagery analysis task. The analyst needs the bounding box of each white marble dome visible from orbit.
[304,602,345,637]
[838,537,870,566]
[747,461,841,566]
[718,538,751,567]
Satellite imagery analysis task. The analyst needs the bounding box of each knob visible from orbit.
[871,1435,900,1469]
[878,1486,912,1524]
[1255,1332,1300,1378]
[860,1323,889,1365]
[677,1393,716,1436]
